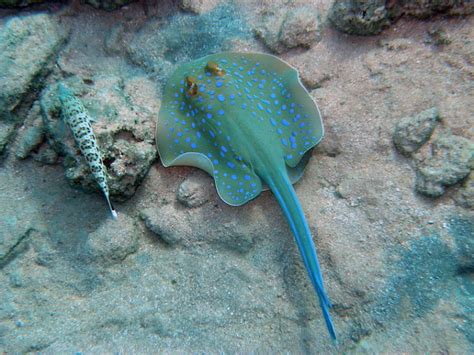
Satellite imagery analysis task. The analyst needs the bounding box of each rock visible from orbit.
[33,145,58,165]
[329,0,474,36]
[15,105,45,160]
[279,7,322,51]
[0,122,15,156]
[425,27,452,46]
[0,14,68,121]
[415,134,474,197]
[83,215,139,266]
[176,171,212,208]
[0,0,46,7]
[178,0,221,14]
[453,172,474,209]
[255,6,321,54]
[141,202,261,253]
[389,0,474,18]
[140,206,190,246]
[126,4,250,77]
[0,14,68,156]
[40,75,157,201]
[329,0,389,36]
[84,0,137,11]
[393,107,440,156]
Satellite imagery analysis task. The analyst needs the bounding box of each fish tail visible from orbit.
[266,173,336,340]
[104,192,118,220]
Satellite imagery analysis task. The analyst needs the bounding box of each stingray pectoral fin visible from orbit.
[266,172,336,340]
[159,152,263,207]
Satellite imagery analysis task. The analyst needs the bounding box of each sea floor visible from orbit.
[0,0,473,353]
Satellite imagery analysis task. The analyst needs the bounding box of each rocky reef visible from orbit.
[0,0,472,353]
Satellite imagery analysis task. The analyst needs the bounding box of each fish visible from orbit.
[58,84,118,220]
[156,52,336,339]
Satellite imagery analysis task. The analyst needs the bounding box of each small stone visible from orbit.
[415,134,474,197]
[176,172,211,208]
[34,145,58,165]
[83,215,139,266]
[393,107,440,156]
[16,118,45,160]
[178,0,220,14]
[329,0,389,36]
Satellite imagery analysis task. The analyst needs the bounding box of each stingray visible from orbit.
[156,52,336,339]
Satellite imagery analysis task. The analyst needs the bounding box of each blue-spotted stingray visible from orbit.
[156,52,336,339]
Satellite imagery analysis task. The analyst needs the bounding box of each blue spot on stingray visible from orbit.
[209,130,215,138]
[213,159,219,164]
[185,137,191,142]
[216,81,223,88]
[231,174,237,180]
[227,161,235,168]
[282,119,290,126]
[177,132,183,137]
[299,122,305,128]
[244,175,251,180]
[218,109,225,115]
[207,113,213,119]
[221,146,228,153]
[191,143,197,149]
[281,138,288,146]
[196,131,202,138]
[270,118,277,127]
[251,182,256,187]
[207,153,212,158]
[217,94,225,102]
[277,128,283,135]
[286,154,293,160]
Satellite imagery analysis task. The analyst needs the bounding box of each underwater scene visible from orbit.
[0,0,473,353]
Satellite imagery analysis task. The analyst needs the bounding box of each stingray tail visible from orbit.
[266,173,336,340]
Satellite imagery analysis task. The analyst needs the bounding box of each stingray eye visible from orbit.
[206,61,225,77]
[185,76,198,96]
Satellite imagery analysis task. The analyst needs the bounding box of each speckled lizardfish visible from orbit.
[58,83,117,220]
[156,53,336,339]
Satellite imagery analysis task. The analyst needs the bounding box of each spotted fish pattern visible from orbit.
[156,53,336,339]
[58,84,117,220]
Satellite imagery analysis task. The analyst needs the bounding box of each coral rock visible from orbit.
[329,0,389,36]
[415,134,474,197]
[255,6,321,53]
[393,107,440,156]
